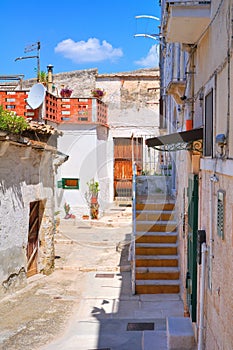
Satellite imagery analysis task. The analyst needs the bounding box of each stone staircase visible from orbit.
[135,201,180,294]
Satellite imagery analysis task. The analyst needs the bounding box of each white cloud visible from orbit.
[134,44,159,68]
[55,38,123,63]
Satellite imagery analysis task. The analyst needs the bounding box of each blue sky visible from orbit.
[1,1,161,79]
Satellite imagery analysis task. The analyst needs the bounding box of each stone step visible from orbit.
[136,203,175,211]
[136,255,179,267]
[136,266,180,280]
[136,222,177,232]
[136,232,177,244]
[136,243,178,256]
[135,280,180,294]
[167,317,196,350]
[136,211,175,221]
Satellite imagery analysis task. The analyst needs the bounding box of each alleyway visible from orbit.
[0,207,184,350]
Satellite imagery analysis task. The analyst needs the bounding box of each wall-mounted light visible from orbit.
[215,134,226,157]
[199,91,204,107]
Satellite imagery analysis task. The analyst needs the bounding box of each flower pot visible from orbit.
[91,196,98,204]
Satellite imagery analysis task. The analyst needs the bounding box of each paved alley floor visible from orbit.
[0,209,185,350]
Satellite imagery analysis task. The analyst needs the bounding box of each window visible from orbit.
[57,178,79,189]
[204,89,213,157]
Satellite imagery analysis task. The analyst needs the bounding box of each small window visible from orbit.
[217,190,225,239]
[5,98,15,102]
[57,178,79,189]
[6,105,15,109]
[61,111,70,115]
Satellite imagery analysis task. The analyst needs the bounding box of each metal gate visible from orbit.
[186,174,198,322]
[27,201,41,277]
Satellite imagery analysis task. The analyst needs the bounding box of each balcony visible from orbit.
[167,80,186,104]
[45,95,108,126]
[164,0,211,44]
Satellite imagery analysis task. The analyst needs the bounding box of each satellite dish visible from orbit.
[27,83,46,109]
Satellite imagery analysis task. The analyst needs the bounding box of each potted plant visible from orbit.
[60,86,73,98]
[91,88,105,99]
[85,178,100,219]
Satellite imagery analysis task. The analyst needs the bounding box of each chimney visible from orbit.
[47,64,54,93]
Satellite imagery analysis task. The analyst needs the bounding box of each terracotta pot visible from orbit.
[91,196,98,204]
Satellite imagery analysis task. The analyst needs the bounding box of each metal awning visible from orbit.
[146,127,203,152]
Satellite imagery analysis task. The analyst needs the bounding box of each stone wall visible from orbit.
[0,141,55,297]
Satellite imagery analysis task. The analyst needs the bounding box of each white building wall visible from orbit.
[56,124,113,218]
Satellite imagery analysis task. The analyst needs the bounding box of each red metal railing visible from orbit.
[0,90,39,120]
[0,90,108,126]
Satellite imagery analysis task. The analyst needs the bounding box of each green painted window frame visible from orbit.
[57,178,79,190]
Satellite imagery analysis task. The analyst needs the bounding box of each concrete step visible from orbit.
[143,331,167,350]
[136,222,177,232]
[136,255,179,267]
[135,243,178,256]
[135,280,180,294]
[136,232,177,244]
[136,267,180,280]
[136,211,175,221]
[167,317,196,350]
[136,203,175,211]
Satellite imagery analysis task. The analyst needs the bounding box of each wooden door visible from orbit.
[27,201,40,277]
[114,138,142,198]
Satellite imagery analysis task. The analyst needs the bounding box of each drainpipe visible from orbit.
[198,242,208,350]
[184,46,195,131]
[209,173,219,290]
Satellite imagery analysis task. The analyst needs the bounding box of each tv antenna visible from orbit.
[15,41,41,81]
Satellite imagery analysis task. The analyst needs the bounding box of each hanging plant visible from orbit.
[91,88,105,99]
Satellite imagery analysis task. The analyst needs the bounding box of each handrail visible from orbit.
[131,162,137,294]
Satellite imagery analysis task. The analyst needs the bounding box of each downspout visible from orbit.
[197,242,208,350]
[209,173,219,291]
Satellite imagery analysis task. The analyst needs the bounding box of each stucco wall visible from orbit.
[56,124,113,217]
[0,142,55,296]
[198,170,233,350]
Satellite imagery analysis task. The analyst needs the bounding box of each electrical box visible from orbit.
[197,230,206,265]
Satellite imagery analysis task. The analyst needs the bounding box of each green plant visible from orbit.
[38,71,47,83]
[87,178,99,196]
[64,202,70,215]
[0,105,28,134]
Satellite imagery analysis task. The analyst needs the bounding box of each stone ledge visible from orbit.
[167,317,196,350]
